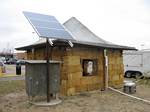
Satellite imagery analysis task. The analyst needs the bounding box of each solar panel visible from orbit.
[23,11,74,41]
[29,19,64,30]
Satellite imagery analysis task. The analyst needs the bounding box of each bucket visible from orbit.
[123,82,136,94]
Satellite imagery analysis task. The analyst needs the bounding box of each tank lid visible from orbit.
[124,82,136,86]
[25,60,62,64]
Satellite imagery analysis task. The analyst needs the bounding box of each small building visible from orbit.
[16,17,135,96]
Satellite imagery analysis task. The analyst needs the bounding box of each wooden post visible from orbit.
[46,38,50,102]
[102,50,106,90]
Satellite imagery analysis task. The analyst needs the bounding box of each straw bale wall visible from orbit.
[107,50,124,88]
[26,46,124,96]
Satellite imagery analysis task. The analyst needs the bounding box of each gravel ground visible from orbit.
[0,76,150,112]
[3,65,25,76]
[0,65,25,81]
[0,89,150,112]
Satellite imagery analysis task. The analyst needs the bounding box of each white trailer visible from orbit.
[123,50,150,78]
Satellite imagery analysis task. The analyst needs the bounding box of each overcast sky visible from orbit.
[0,0,150,52]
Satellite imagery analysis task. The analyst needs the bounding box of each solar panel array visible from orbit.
[23,11,74,41]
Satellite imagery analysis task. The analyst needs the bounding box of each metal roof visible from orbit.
[16,17,136,50]
[63,17,136,50]
[63,17,112,44]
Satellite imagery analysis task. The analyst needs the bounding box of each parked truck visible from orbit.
[123,50,150,78]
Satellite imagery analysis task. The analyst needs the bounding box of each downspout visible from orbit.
[31,48,35,60]
[104,49,109,90]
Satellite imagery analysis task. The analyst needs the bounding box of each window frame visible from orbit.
[82,59,98,76]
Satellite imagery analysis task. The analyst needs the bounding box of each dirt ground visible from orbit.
[0,80,150,112]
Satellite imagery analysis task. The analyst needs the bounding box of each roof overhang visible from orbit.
[16,39,136,51]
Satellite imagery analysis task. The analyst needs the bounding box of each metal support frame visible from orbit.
[68,40,74,47]
[45,38,73,102]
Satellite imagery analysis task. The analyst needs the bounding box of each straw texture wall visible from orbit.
[107,50,124,88]
[26,46,124,96]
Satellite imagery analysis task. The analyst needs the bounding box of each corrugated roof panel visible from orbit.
[63,17,111,44]
[63,17,136,50]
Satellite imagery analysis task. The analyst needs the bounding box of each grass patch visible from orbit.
[2,74,25,77]
[0,80,25,96]
[137,78,150,86]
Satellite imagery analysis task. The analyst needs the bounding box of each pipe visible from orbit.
[104,49,108,90]
[108,87,150,105]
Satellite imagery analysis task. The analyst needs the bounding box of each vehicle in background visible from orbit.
[6,58,17,64]
[0,61,6,73]
[16,60,26,65]
[0,57,6,63]
[123,50,150,78]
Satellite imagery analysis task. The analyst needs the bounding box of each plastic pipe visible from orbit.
[109,87,150,105]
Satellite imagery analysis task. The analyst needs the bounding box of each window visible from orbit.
[82,59,98,76]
